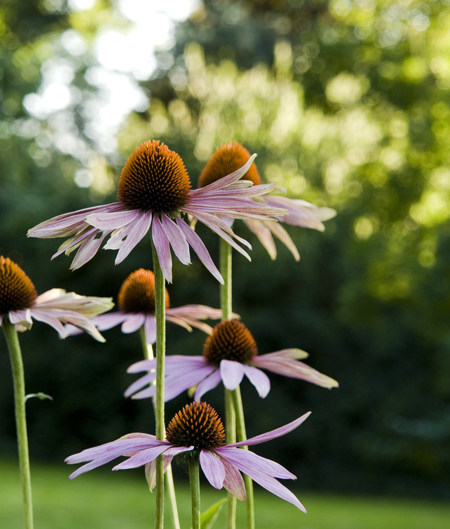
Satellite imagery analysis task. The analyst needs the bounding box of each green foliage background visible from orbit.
[1,0,450,499]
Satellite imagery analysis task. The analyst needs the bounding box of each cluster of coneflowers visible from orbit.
[2,139,337,529]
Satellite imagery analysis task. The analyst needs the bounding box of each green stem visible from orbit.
[2,319,34,529]
[220,238,232,320]
[189,456,201,529]
[232,386,255,529]
[152,242,166,529]
[220,239,237,529]
[139,326,180,529]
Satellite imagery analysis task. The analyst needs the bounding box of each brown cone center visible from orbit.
[0,257,37,314]
[166,402,225,450]
[118,269,169,314]
[197,142,262,188]
[203,319,258,365]
[118,140,191,213]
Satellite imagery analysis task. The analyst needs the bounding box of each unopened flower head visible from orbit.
[65,401,310,512]
[126,319,338,402]
[0,256,112,341]
[66,268,227,344]
[198,142,336,261]
[28,140,287,283]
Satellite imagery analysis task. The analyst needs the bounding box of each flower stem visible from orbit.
[220,238,237,529]
[232,386,255,529]
[2,319,34,529]
[152,242,166,529]
[220,237,232,320]
[139,326,180,529]
[189,456,201,529]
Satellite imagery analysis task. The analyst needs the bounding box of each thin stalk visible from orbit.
[152,242,166,529]
[220,239,237,529]
[220,238,232,320]
[232,386,255,529]
[2,319,34,529]
[138,327,180,529]
[189,456,201,529]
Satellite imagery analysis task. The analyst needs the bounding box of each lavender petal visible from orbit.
[220,360,245,390]
[115,211,153,264]
[216,454,246,501]
[121,313,146,334]
[152,215,173,283]
[228,412,311,448]
[161,214,190,265]
[144,315,157,344]
[194,369,222,401]
[242,365,271,398]
[200,450,225,489]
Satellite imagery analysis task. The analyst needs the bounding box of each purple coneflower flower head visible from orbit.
[125,319,338,402]
[66,268,228,344]
[198,142,336,261]
[0,256,112,341]
[28,140,287,283]
[65,401,310,512]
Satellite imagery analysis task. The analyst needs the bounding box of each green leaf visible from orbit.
[199,498,227,529]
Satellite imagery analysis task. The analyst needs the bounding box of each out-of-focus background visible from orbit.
[1,0,450,517]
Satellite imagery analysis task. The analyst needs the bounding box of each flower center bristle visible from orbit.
[118,140,191,213]
[203,319,258,365]
[0,257,37,314]
[166,402,225,450]
[197,142,262,188]
[118,269,169,314]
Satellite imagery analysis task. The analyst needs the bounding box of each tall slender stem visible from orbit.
[220,238,237,529]
[232,386,255,529]
[189,456,201,529]
[2,319,34,529]
[152,243,166,529]
[139,327,180,529]
[220,238,232,320]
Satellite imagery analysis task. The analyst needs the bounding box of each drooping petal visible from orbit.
[28,309,67,338]
[121,313,146,334]
[112,444,172,470]
[152,215,173,283]
[161,214,190,265]
[9,310,33,328]
[70,230,111,270]
[215,447,295,480]
[265,220,300,261]
[124,372,157,398]
[220,360,245,390]
[241,467,306,512]
[243,218,277,260]
[35,290,114,317]
[228,412,311,448]
[257,349,309,360]
[87,209,142,230]
[115,211,153,264]
[176,217,223,283]
[253,356,338,389]
[144,315,157,344]
[242,365,271,398]
[217,454,246,501]
[79,312,130,332]
[200,450,225,489]
[194,369,222,401]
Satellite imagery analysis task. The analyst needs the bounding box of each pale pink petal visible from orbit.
[192,155,257,194]
[161,214,190,265]
[220,360,245,390]
[71,231,111,270]
[242,365,271,398]
[115,211,153,264]
[216,447,295,480]
[244,218,277,260]
[194,369,222,401]
[113,444,172,470]
[87,209,141,230]
[200,450,225,489]
[144,316,157,344]
[217,454,246,501]
[121,313,146,334]
[176,217,223,283]
[152,216,172,283]
[9,310,33,327]
[28,309,67,338]
[229,412,311,448]
[265,220,300,261]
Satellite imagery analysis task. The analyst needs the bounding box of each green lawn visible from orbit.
[1,459,449,529]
